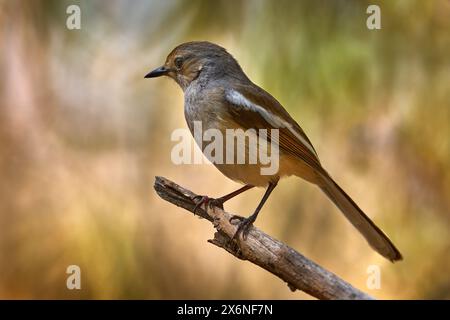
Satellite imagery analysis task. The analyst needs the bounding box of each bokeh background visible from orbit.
[0,0,449,299]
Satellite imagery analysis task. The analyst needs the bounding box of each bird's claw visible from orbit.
[192,195,224,214]
[230,215,255,241]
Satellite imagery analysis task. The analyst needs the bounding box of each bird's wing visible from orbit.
[222,84,402,262]
[222,84,323,172]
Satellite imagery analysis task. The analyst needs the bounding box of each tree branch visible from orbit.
[154,176,373,300]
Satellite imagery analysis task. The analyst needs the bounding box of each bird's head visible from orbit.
[145,41,247,91]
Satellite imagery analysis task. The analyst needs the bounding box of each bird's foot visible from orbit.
[230,215,256,241]
[192,195,224,215]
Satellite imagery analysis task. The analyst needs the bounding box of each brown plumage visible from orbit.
[145,41,402,262]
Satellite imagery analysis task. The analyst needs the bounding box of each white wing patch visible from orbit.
[225,89,317,157]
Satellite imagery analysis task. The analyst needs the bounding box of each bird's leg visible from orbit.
[217,184,254,203]
[192,185,254,214]
[231,180,278,241]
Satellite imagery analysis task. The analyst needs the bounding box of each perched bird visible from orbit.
[145,41,402,262]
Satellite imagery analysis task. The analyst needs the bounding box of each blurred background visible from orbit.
[0,0,449,299]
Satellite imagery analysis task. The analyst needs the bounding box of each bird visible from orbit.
[145,41,402,262]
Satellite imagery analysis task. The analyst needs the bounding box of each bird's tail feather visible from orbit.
[318,172,402,262]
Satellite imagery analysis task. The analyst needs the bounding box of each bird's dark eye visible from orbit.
[174,57,183,69]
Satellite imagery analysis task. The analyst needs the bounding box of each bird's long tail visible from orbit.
[318,172,402,262]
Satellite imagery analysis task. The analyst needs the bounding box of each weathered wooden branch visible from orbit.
[154,176,373,300]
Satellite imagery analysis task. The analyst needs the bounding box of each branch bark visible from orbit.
[154,176,373,300]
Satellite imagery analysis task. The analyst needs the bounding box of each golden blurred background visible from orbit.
[0,0,449,299]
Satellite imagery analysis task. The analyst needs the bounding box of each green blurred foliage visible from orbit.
[0,0,449,299]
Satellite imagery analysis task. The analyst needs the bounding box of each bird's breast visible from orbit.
[184,84,224,131]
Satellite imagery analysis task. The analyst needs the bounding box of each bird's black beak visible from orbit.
[144,66,169,78]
